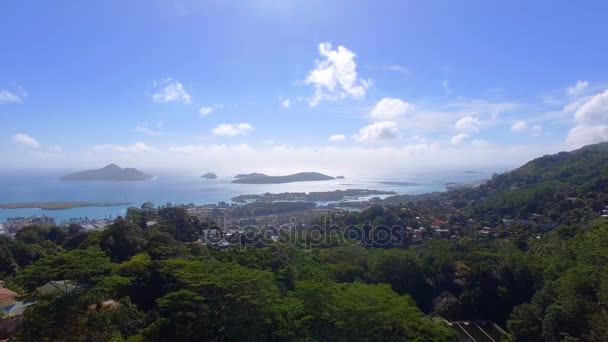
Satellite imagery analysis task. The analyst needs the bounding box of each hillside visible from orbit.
[450,142,608,224]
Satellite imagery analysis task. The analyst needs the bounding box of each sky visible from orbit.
[1,0,608,174]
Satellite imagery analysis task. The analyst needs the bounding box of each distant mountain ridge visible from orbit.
[232,172,335,184]
[61,164,153,182]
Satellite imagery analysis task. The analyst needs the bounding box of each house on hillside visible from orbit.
[38,280,77,296]
[0,281,17,309]
[0,280,34,339]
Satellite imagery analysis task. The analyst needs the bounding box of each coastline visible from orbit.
[0,201,132,210]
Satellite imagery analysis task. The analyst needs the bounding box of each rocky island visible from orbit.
[201,172,218,179]
[61,164,153,182]
[231,172,335,184]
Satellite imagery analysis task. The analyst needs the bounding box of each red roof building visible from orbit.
[0,281,18,308]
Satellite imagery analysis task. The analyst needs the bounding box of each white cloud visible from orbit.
[91,142,154,153]
[566,125,608,148]
[305,42,369,106]
[263,139,275,145]
[151,78,191,104]
[511,121,542,135]
[383,65,409,75]
[199,106,213,116]
[329,134,346,142]
[511,120,528,132]
[454,116,481,133]
[281,98,291,108]
[12,133,40,148]
[370,98,414,120]
[574,89,608,124]
[441,79,452,94]
[354,121,400,143]
[212,123,254,136]
[566,89,608,147]
[0,89,23,104]
[567,80,589,96]
[450,133,469,145]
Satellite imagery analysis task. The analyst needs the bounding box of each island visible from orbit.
[378,181,421,186]
[234,173,268,179]
[201,172,218,179]
[231,172,335,184]
[0,201,131,210]
[336,175,345,179]
[231,189,396,203]
[61,164,153,182]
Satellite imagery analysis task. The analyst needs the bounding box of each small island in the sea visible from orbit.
[231,189,396,203]
[0,201,131,210]
[201,172,218,179]
[61,164,153,181]
[231,172,335,184]
[336,175,345,179]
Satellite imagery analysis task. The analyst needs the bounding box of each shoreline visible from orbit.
[0,201,132,210]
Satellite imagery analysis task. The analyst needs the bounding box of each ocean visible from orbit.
[0,168,495,224]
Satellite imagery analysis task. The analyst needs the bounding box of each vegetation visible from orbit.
[2,142,608,340]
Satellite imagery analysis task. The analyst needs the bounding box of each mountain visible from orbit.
[231,172,335,184]
[201,172,218,179]
[450,141,608,224]
[61,164,153,182]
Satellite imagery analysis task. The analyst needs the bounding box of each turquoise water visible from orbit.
[0,168,493,224]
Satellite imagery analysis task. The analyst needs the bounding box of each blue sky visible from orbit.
[1,0,608,173]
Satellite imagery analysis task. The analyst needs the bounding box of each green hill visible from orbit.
[452,142,608,224]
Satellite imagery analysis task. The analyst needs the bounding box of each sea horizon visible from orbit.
[0,167,498,224]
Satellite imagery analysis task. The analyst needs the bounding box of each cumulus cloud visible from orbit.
[567,80,589,96]
[566,89,608,147]
[454,116,481,133]
[151,78,191,104]
[450,133,469,145]
[91,142,154,153]
[567,125,608,148]
[199,106,213,116]
[329,134,346,142]
[305,42,369,106]
[573,89,608,124]
[212,123,254,136]
[354,121,400,143]
[0,89,24,104]
[12,133,40,148]
[370,98,414,120]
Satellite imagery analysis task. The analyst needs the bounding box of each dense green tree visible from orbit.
[100,218,147,262]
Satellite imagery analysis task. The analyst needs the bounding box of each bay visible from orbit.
[0,168,493,224]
